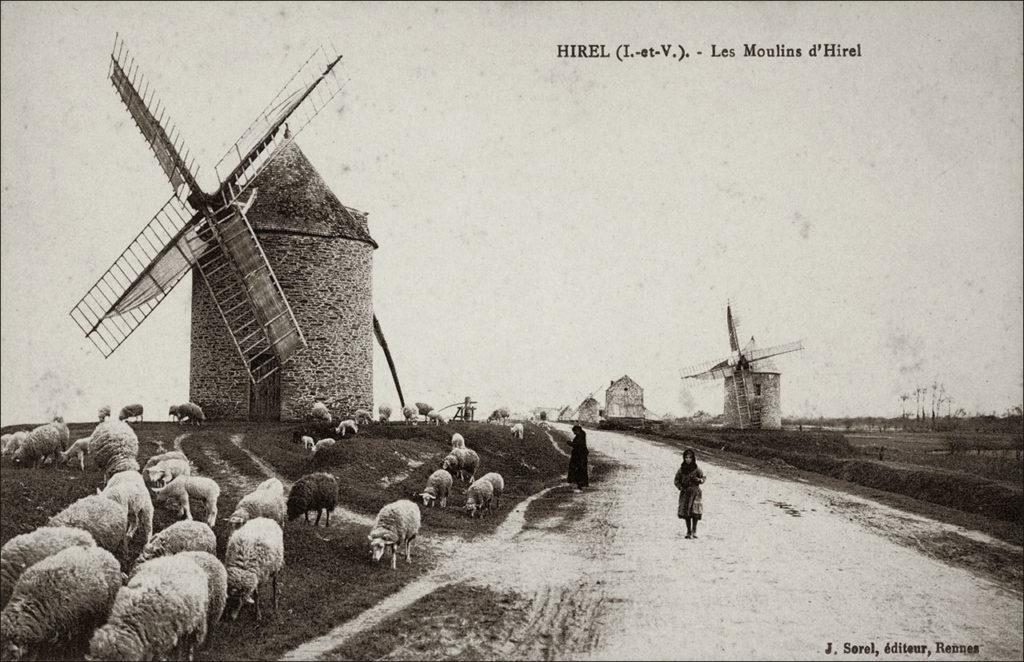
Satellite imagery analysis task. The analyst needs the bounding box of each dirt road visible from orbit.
[292,426,1024,661]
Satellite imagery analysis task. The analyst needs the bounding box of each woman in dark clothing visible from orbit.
[567,425,589,491]
[674,448,705,538]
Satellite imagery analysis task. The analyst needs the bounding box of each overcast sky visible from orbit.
[2,1,1022,425]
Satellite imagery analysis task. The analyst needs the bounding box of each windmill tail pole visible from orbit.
[374,315,405,408]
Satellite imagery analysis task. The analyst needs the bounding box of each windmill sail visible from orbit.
[373,315,405,408]
[69,196,209,357]
[215,46,344,208]
[681,356,734,380]
[109,35,201,202]
[746,340,804,364]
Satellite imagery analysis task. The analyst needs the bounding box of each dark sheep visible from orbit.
[286,473,339,526]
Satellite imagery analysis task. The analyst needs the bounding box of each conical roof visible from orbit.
[246,141,377,248]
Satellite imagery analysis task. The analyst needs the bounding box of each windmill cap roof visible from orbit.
[742,338,781,373]
[246,141,377,248]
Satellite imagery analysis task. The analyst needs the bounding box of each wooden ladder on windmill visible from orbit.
[189,195,303,383]
[733,373,754,429]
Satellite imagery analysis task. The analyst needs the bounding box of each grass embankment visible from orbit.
[632,424,1023,527]
[0,420,572,661]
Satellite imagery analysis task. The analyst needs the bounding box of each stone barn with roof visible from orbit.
[576,396,602,425]
[189,142,376,421]
[605,375,645,423]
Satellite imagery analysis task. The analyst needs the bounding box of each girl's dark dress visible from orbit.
[675,457,705,519]
[567,427,589,488]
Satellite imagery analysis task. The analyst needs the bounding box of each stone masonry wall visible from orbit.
[723,372,782,429]
[190,234,373,421]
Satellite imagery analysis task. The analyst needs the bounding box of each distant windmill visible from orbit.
[69,36,405,420]
[681,303,803,429]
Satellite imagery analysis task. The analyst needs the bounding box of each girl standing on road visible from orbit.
[567,424,589,492]
[675,448,705,538]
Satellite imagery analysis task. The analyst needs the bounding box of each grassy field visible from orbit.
[0,419,573,661]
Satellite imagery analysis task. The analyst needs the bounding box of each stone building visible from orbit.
[189,142,376,421]
[604,375,645,422]
[723,357,783,430]
[576,396,602,425]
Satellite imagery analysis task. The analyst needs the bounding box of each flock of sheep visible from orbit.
[0,400,529,660]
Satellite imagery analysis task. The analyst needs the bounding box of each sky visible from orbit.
[1,1,1022,425]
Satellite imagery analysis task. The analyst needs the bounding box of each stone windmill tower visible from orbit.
[681,303,803,429]
[70,37,405,421]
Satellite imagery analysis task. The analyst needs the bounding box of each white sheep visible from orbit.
[335,419,358,437]
[97,405,111,422]
[224,517,284,621]
[1,546,121,660]
[450,433,466,449]
[419,469,453,508]
[1,431,28,461]
[168,404,181,421]
[12,419,66,467]
[228,478,287,528]
[175,402,206,426]
[48,494,130,554]
[441,447,480,483]
[414,402,433,420]
[402,406,418,424]
[353,409,373,425]
[99,470,154,544]
[378,404,392,423]
[89,554,209,660]
[177,551,227,644]
[426,410,445,425]
[88,419,140,482]
[311,401,332,424]
[300,435,315,451]
[150,475,221,527]
[60,436,92,472]
[464,477,495,518]
[287,473,339,526]
[143,449,189,471]
[312,437,337,455]
[145,457,191,486]
[479,472,505,509]
[511,423,524,440]
[0,526,96,608]
[118,403,144,422]
[368,500,422,570]
[134,520,216,568]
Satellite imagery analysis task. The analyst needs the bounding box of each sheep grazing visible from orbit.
[426,410,445,425]
[287,472,339,526]
[97,405,111,422]
[419,469,453,508]
[145,457,191,486]
[353,409,373,426]
[12,419,66,468]
[479,472,505,509]
[312,437,337,456]
[464,477,495,518]
[118,403,144,422]
[311,401,332,424]
[175,402,206,426]
[88,420,140,482]
[450,433,466,449]
[441,447,480,483]
[228,477,287,528]
[301,436,315,451]
[90,554,210,660]
[0,526,96,609]
[99,470,154,544]
[177,551,227,643]
[224,518,284,621]
[335,419,358,437]
[60,436,92,471]
[150,475,221,527]
[369,500,422,570]
[1,431,28,461]
[402,406,418,424]
[168,404,181,421]
[414,402,433,421]
[48,494,130,554]
[1,546,121,661]
[378,404,392,423]
[144,449,189,471]
[511,422,524,440]
[134,520,216,568]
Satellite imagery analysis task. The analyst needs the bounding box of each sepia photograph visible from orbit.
[1,2,1021,660]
